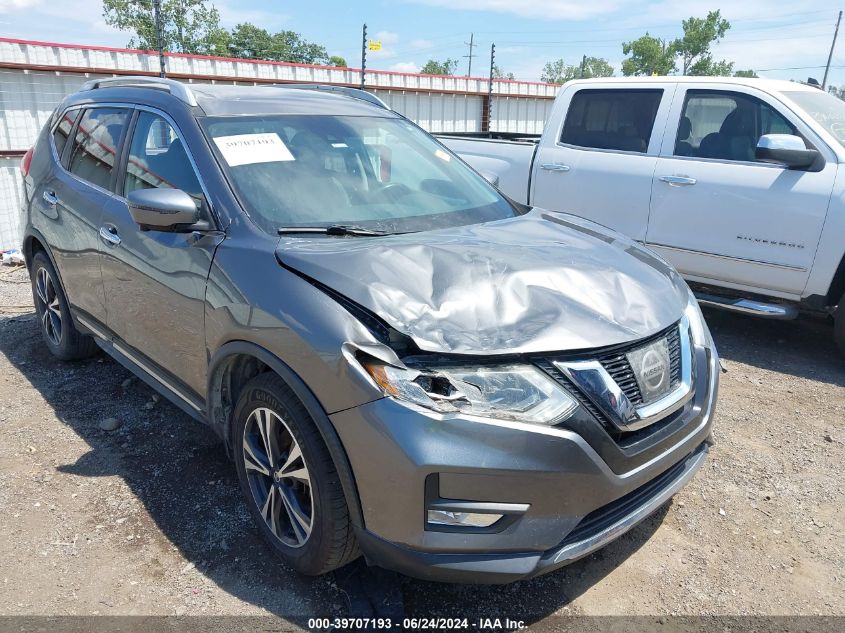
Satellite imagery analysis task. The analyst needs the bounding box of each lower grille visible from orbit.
[559,445,699,547]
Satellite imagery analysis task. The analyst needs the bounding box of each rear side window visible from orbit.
[67,107,129,190]
[52,109,80,161]
[560,89,663,153]
[123,111,203,204]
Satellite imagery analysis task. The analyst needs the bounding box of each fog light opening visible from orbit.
[426,510,503,528]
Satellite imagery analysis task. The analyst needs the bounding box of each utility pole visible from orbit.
[464,33,476,77]
[360,23,367,90]
[153,0,166,78]
[580,54,587,79]
[823,10,842,90]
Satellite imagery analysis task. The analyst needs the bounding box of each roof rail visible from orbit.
[81,76,198,107]
[265,83,389,109]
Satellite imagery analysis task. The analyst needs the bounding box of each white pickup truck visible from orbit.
[439,77,845,351]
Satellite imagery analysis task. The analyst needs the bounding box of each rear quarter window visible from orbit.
[52,109,80,163]
[560,89,663,153]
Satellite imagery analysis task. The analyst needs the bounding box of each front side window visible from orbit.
[123,111,203,204]
[201,114,518,235]
[560,89,663,153]
[52,108,80,162]
[67,107,129,190]
[675,90,797,162]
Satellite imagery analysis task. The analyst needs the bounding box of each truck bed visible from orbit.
[436,134,537,204]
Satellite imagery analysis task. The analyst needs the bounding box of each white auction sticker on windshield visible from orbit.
[213,133,294,166]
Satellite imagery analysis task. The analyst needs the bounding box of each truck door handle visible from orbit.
[99,226,122,247]
[42,190,59,206]
[659,175,697,186]
[540,163,571,172]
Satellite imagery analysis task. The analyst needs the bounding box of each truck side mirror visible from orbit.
[755,134,819,170]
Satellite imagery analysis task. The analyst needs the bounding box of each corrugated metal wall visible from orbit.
[0,38,557,249]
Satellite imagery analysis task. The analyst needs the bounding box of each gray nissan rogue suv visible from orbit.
[19,77,718,583]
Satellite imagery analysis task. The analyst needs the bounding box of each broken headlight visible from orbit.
[362,362,578,425]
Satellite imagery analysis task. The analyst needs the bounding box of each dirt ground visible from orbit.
[0,263,843,627]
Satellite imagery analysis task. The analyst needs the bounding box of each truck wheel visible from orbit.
[835,293,845,355]
[30,251,98,360]
[232,372,359,575]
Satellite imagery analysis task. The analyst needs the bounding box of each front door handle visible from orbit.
[42,190,59,206]
[540,163,572,171]
[99,226,121,247]
[540,163,571,172]
[659,175,697,186]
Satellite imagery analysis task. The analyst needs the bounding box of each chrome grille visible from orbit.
[597,324,682,406]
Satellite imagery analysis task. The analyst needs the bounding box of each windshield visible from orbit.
[784,90,845,147]
[201,114,518,234]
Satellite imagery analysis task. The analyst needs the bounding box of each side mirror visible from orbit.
[755,134,819,170]
[127,188,200,231]
[478,169,500,187]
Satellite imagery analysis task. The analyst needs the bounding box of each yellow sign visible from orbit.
[367,40,382,52]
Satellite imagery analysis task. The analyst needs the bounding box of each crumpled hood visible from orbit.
[276,209,689,355]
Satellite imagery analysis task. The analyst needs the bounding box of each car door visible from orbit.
[99,107,224,398]
[530,83,675,240]
[646,85,837,297]
[38,106,131,326]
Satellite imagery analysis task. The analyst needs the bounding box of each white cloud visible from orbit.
[389,61,420,73]
[408,0,624,21]
[0,0,42,12]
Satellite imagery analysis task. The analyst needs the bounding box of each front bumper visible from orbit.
[330,346,718,583]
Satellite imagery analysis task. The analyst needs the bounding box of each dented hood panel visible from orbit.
[276,209,689,355]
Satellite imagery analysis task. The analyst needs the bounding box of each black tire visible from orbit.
[30,251,98,361]
[232,372,359,575]
[835,294,845,355]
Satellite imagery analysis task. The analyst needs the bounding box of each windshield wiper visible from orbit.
[278,224,391,237]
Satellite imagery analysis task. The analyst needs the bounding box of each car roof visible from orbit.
[565,76,822,96]
[72,79,398,118]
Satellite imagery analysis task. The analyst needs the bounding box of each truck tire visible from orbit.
[835,293,845,355]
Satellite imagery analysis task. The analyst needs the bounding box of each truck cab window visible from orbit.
[675,90,797,162]
[560,89,663,153]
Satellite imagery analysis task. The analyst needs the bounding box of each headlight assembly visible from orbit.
[362,361,579,426]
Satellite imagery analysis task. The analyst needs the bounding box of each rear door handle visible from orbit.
[99,226,121,247]
[540,163,571,172]
[659,175,697,186]
[42,190,59,206]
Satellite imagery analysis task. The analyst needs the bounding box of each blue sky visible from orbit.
[1,0,844,87]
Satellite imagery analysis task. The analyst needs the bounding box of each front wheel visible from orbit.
[232,372,358,575]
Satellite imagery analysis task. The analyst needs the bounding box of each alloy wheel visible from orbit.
[242,407,314,548]
[35,267,62,347]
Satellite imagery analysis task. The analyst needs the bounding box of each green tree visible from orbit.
[541,56,614,83]
[734,69,758,78]
[580,56,614,78]
[671,10,732,75]
[102,0,225,55]
[227,24,328,63]
[540,58,577,84]
[492,65,515,80]
[621,33,675,76]
[328,55,347,67]
[420,58,459,75]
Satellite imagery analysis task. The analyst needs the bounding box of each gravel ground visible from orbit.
[0,263,843,627]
